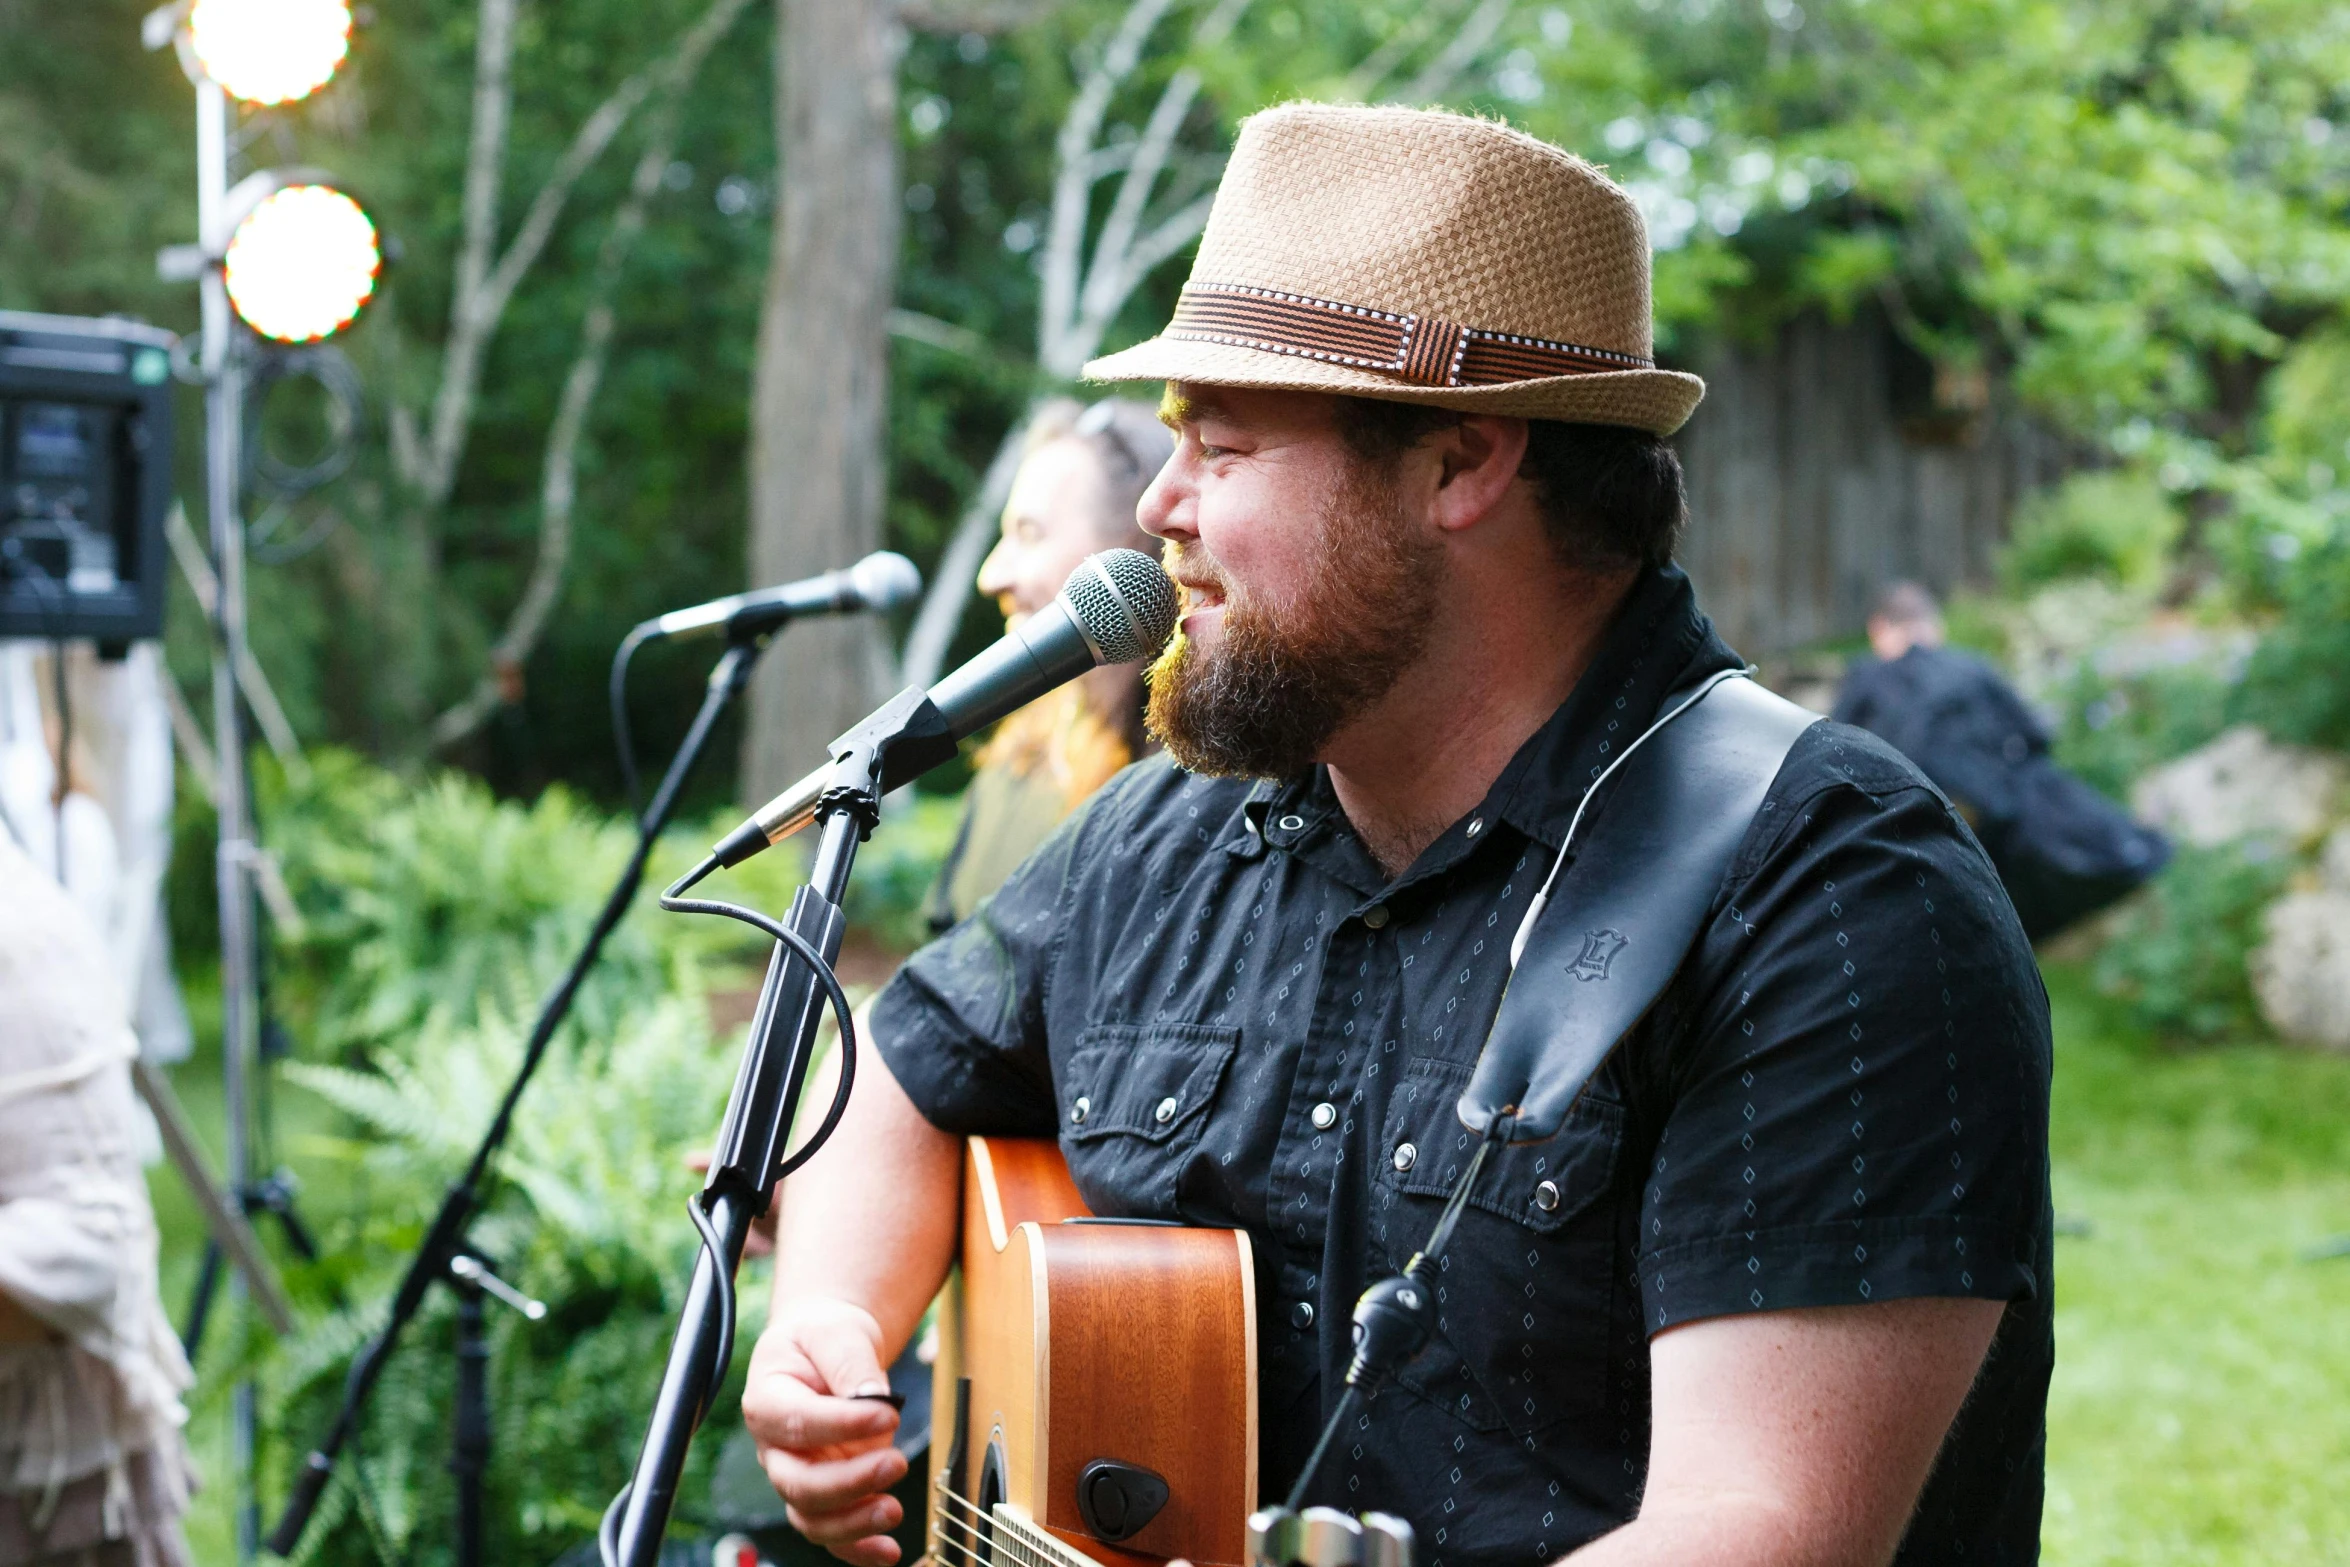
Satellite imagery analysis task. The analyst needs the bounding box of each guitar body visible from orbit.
[929,1137,1258,1567]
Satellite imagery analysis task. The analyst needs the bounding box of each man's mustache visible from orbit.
[1164,542,1229,600]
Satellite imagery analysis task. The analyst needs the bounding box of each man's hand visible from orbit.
[742,1297,911,1566]
[739,1009,960,1563]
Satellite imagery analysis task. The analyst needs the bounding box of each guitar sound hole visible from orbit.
[975,1437,1009,1566]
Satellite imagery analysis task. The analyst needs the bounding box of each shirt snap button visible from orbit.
[1289,1300,1316,1330]
[1310,1101,1337,1130]
[1392,1141,1417,1173]
[1533,1179,1561,1212]
[1154,1095,1179,1124]
[1465,817,1485,838]
[1277,814,1306,832]
[1362,905,1390,929]
[1070,1096,1090,1125]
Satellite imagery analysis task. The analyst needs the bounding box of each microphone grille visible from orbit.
[1062,548,1179,665]
[849,550,923,610]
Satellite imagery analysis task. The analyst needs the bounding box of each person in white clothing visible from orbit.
[0,831,196,1567]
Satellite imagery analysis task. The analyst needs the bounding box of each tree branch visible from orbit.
[411,0,757,511]
[1112,189,1216,302]
[897,0,1064,31]
[1067,64,1202,369]
[1342,0,1464,102]
[406,0,518,499]
[1038,0,1183,372]
[889,307,999,361]
[1057,0,1254,370]
[919,0,1256,659]
[162,502,310,782]
[427,0,755,747]
[898,416,1034,690]
[1397,0,1514,104]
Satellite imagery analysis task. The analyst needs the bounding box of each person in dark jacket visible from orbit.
[1834,581,2168,939]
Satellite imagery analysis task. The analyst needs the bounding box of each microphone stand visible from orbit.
[607,689,953,1567]
[267,634,771,1563]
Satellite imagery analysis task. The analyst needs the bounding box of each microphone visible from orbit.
[639,550,922,642]
[708,547,1178,868]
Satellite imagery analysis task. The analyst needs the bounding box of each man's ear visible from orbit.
[1430,415,1531,535]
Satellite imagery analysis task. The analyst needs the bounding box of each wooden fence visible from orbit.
[1674,310,2074,656]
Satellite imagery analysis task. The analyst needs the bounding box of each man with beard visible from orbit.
[743,105,2051,1567]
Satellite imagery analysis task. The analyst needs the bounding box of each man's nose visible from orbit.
[975,536,1013,596]
[1137,459,1193,542]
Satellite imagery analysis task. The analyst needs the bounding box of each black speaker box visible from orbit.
[0,309,176,645]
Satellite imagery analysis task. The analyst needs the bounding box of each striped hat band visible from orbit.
[1167,281,1656,391]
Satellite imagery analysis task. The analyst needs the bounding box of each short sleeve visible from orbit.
[1635,724,2052,1333]
[870,790,1097,1138]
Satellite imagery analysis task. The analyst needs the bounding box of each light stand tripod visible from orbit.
[267,635,770,1567]
[181,1168,314,1358]
[191,71,268,1562]
[447,1249,548,1567]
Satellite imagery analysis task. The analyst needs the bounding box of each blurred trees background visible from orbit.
[6,0,2347,807]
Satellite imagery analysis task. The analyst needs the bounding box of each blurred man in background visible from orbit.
[922,397,1173,932]
[1834,580,2168,939]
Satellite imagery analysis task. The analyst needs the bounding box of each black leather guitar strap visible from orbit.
[1458,675,1819,1142]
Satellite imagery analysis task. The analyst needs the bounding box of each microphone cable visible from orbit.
[607,622,658,828]
[598,854,864,1567]
[1279,1116,1509,1515]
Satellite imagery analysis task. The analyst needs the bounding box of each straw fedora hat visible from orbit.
[1085,103,1704,437]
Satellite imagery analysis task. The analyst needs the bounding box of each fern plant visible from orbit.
[267,979,763,1567]
[201,753,951,1567]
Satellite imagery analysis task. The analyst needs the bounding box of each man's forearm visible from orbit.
[1562,1494,1861,1567]
[767,1039,962,1359]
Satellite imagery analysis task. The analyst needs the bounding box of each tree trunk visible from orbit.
[742,0,902,805]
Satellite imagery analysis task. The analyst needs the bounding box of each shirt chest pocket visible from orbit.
[1056,1022,1240,1219]
[1371,1057,1626,1437]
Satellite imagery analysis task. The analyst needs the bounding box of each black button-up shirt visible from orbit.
[875,567,2052,1566]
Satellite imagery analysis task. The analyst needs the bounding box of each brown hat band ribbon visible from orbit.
[1165,281,1653,389]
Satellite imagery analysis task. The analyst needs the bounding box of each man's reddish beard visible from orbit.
[1145,460,1443,778]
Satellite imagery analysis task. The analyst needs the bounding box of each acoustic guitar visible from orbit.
[926,1137,1259,1567]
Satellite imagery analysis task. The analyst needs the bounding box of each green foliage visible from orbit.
[171,750,952,1567]
[2204,333,2350,750]
[18,0,2350,807]
[268,987,755,1567]
[261,751,664,1056]
[2092,844,2294,1044]
[2047,659,2234,803]
[2003,470,2183,592]
[2231,541,2350,751]
[838,792,968,953]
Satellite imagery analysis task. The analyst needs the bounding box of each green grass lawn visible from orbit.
[147,963,2350,1564]
[2039,963,2350,1564]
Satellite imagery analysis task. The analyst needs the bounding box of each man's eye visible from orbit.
[1199,443,1233,459]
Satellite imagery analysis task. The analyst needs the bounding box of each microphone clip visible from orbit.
[817,686,961,834]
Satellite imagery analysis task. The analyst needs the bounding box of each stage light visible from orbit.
[188,0,353,105]
[223,183,381,343]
